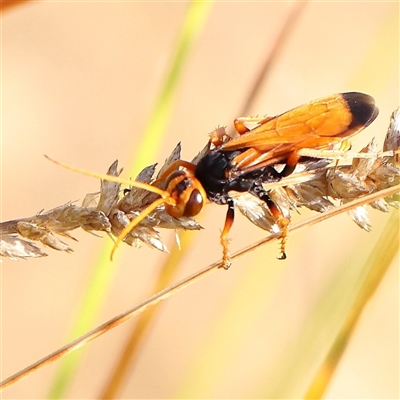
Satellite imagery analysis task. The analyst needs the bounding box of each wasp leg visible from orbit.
[281,151,301,177]
[250,184,290,259]
[234,116,275,135]
[220,198,235,269]
[234,118,251,134]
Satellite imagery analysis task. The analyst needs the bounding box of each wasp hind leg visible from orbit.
[250,184,290,260]
[219,198,236,269]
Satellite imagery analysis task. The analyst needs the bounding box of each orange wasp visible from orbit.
[49,92,379,268]
[124,92,379,267]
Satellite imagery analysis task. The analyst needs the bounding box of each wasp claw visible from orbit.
[220,256,232,270]
[278,252,287,260]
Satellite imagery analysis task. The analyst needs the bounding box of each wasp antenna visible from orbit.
[107,232,116,243]
[44,155,168,198]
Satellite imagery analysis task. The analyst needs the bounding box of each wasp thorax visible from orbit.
[165,170,205,218]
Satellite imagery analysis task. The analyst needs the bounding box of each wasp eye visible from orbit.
[184,189,204,217]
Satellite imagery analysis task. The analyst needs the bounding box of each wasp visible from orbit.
[47,92,379,268]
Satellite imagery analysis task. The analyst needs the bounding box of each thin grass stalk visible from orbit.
[46,2,213,398]
[1,184,398,392]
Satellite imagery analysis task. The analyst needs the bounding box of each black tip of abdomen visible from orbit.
[342,92,379,128]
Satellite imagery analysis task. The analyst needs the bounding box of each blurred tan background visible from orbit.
[1,2,398,399]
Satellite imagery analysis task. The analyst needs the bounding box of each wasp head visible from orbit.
[164,170,207,218]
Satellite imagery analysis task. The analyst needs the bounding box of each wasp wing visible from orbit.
[222,93,378,173]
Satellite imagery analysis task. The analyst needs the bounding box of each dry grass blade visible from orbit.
[304,211,399,399]
[1,183,398,391]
